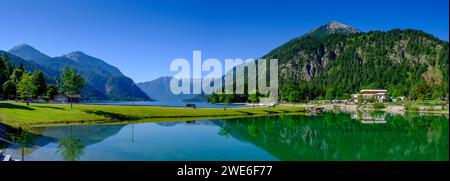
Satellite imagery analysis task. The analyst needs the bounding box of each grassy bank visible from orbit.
[0,102,305,128]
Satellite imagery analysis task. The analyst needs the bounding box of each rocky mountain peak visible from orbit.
[304,20,361,38]
[326,20,361,33]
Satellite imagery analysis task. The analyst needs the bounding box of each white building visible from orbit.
[351,89,388,103]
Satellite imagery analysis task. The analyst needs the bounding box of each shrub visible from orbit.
[405,103,420,111]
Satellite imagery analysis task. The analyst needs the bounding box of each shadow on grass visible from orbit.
[30,105,65,110]
[280,110,292,113]
[263,110,280,114]
[0,103,35,110]
[236,111,255,115]
[84,110,140,121]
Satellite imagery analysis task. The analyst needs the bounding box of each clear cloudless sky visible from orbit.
[1,0,448,83]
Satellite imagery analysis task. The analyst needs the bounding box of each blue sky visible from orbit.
[1,0,448,83]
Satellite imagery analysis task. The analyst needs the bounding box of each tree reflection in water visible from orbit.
[56,126,85,161]
[216,112,449,161]
[8,128,38,161]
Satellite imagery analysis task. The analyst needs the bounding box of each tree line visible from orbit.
[0,55,85,108]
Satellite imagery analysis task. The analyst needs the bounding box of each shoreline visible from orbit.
[1,101,448,129]
[79,102,251,108]
[280,103,449,115]
[22,112,307,129]
[0,102,305,129]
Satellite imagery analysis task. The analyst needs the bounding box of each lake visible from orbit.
[81,101,247,108]
[0,111,448,161]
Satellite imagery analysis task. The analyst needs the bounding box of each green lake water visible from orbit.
[1,111,448,161]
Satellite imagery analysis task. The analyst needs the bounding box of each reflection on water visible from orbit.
[55,127,86,161]
[351,111,387,124]
[0,112,448,161]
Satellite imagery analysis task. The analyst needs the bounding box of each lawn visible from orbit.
[0,102,305,128]
[408,100,447,106]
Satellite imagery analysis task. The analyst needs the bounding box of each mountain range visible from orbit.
[1,44,150,101]
[2,20,447,102]
[137,21,448,102]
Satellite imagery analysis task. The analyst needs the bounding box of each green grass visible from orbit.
[404,100,448,112]
[0,102,305,128]
[405,103,420,112]
[411,100,447,106]
[372,103,386,109]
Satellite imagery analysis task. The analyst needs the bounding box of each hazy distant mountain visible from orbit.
[6,44,150,101]
[137,76,204,102]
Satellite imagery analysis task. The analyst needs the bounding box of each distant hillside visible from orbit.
[9,44,52,65]
[5,44,150,101]
[137,76,204,102]
[0,50,60,84]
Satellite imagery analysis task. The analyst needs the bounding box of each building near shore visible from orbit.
[54,94,81,103]
[351,89,388,103]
